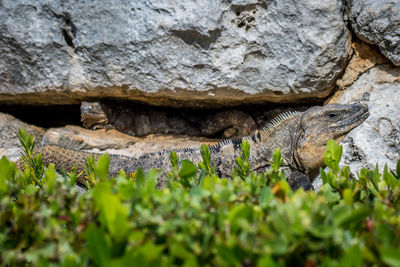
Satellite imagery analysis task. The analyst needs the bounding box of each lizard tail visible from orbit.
[16,145,99,182]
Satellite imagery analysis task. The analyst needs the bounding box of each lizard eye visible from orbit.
[328,113,337,118]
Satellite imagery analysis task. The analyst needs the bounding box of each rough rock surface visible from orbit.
[349,0,400,66]
[336,40,388,89]
[329,64,400,172]
[42,125,140,151]
[0,116,217,163]
[0,113,45,161]
[0,0,350,106]
[41,126,217,158]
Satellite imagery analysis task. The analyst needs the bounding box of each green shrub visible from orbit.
[0,130,399,266]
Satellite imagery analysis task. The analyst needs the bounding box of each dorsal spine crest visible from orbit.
[260,111,300,133]
[211,110,300,150]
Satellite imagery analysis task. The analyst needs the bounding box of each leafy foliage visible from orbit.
[17,128,44,188]
[233,140,251,180]
[0,130,400,266]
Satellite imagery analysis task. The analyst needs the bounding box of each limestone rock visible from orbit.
[41,125,217,158]
[336,40,388,89]
[349,0,400,66]
[0,0,350,106]
[328,65,400,172]
[0,113,45,161]
[41,125,140,151]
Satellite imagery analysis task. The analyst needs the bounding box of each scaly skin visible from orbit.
[18,104,369,190]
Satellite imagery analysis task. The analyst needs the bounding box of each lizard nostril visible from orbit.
[353,105,361,112]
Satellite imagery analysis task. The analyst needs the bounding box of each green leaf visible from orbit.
[335,207,370,227]
[93,182,129,240]
[95,154,110,180]
[324,140,342,172]
[169,240,196,264]
[333,143,342,165]
[112,241,164,266]
[259,186,274,208]
[257,256,281,267]
[25,184,37,195]
[201,175,216,191]
[242,140,250,159]
[86,224,111,267]
[233,141,251,180]
[18,128,37,158]
[200,144,214,175]
[228,204,253,231]
[200,144,210,163]
[62,254,80,267]
[320,184,341,203]
[309,225,333,239]
[85,155,96,185]
[170,151,179,169]
[18,128,28,145]
[339,245,362,267]
[383,164,398,188]
[269,239,289,255]
[375,223,395,247]
[178,159,198,188]
[216,245,239,266]
[341,166,351,180]
[320,167,328,184]
[343,188,353,205]
[68,172,78,187]
[380,247,400,267]
[44,163,57,193]
[179,160,198,178]
[272,148,283,172]
[0,156,13,194]
[144,169,162,188]
[135,168,145,186]
[197,169,206,187]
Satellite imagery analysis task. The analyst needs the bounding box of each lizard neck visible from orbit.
[250,114,301,171]
[210,113,302,177]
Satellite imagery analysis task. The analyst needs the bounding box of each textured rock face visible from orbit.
[1,116,216,163]
[41,126,217,158]
[0,113,44,161]
[329,65,400,172]
[349,0,400,66]
[0,0,350,106]
[42,125,140,151]
[336,40,388,89]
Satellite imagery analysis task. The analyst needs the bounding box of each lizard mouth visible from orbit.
[348,109,369,126]
[361,110,370,120]
[334,104,369,129]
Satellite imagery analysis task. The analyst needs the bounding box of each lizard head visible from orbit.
[294,103,369,177]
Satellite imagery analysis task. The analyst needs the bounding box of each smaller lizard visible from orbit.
[17,103,369,190]
[80,101,257,138]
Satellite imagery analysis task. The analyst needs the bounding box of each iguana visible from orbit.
[18,103,369,190]
[80,101,257,138]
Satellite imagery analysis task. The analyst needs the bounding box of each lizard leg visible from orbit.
[287,171,314,191]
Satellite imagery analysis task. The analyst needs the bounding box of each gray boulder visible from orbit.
[329,64,400,172]
[349,0,400,66]
[0,0,350,106]
[0,113,44,161]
